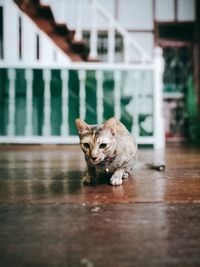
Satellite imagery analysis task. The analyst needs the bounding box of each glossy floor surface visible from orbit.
[0,144,200,266]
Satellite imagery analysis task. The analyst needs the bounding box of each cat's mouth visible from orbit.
[90,158,103,165]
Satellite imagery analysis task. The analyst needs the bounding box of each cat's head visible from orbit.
[75,118,117,165]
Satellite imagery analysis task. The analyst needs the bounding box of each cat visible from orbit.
[75,117,138,186]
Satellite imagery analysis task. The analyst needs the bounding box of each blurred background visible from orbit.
[0,0,200,147]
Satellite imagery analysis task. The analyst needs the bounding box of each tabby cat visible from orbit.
[75,117,138,185]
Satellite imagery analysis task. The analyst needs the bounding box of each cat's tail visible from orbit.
[135,162,165,171]
[145,163,165,171]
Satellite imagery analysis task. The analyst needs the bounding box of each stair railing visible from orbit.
[1,0,71,65]
[0,47,165,149]
[74,0,151,63]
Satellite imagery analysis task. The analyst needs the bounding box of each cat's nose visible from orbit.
[91,156,98,162]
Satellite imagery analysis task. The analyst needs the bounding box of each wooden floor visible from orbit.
[0,144,200,266]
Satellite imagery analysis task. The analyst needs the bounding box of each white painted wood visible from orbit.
[96,70,104,124]
[129,32,154,61]
[42,69,51,136]
[61,69,69,136]
[177,0,195,21]
[0,60,165,148]
[78,69,86,120]
[21,15,37,63]
[2,0,71,65]
[74,0,83,41]
[153,47,165,149]
[1,0,152,65]
[124,36,131,63]
[114,70,121,119]
[7,69,16,136]
[0,62,155,70]
[3,0,19,64]
[108,21,115,63]
[89,0,98,59]
[118,0,153,30]
[90,0,151,62]
[0,136,155,145]
[25,69,33,136]
[131,72,141,137]
[0,136,80,144]
[155,0,175,21]
[40,34,52,63]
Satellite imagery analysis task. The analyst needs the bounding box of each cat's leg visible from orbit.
[110,168,124,186]
[83,165,96,184]
[83,173,92,184]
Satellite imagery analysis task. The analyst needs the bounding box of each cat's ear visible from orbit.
[75,118,90,133]
[103,117,117,135]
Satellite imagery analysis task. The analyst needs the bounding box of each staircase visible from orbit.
[0,0,165,148]
[14,0,89,61]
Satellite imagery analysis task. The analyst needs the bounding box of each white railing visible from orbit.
[0,48,165,149]
[85,0,151,63]
[42,0,152,63]
[0,0,71,65]
[0,0,152,65]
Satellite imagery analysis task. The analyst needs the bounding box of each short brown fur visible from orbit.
[75,118,138,185]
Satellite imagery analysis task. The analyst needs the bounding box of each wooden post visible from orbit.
[124,35,131,63]
[96,70,104,124]
[61,70,69,136]
[42,69,51,136]
[7,69,16,136]
[74,0,83,41]
[153,47,165,149]
[108,21,115,63]
[114,70,121,120]
[131,72,140,137]
[4,0,18,64]
[89,0,98,59]
[25,69,33,136]
[78,70,86,120]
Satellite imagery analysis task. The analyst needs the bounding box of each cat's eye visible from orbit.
[82,143,90,149]
[99,143,107,149]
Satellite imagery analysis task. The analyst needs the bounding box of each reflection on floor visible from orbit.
[0,144,200,266]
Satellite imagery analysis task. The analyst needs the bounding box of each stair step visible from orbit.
[70,40,87,51]
[38,5,54,21]
[55,23,70,36]
[51,35,83,61]
[87,57,101,62]
[34,18,55,35]
[70,40,89,60]
[13,0,92,62]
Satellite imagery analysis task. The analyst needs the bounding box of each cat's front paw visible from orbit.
[110,175,123,186]
[83,175,92,184]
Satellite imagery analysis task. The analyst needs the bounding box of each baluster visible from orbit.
[96,70,104,124]
[78,70,86,121]
[42,69,51,136]
[25,69,33,136]
[89,0,98,59]
[7,69,16,136]
[131,72,141,137]
[74,0,83,41]
[108,21,115,63]
[61,69,69,136]
[153,47,165,149]
[114,70,121,120]
[124,35,131,63]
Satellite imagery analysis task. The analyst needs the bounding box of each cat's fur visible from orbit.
[75,117,138,185]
